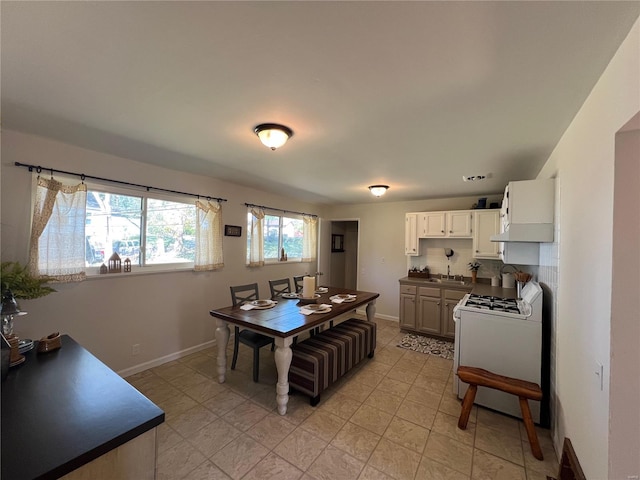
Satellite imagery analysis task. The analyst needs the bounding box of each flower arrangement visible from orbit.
[467,261,481,272]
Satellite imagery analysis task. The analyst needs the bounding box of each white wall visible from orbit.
[537,18,640,479]
[0,130,321,373]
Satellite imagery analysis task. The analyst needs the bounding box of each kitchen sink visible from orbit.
[422,278,468,286]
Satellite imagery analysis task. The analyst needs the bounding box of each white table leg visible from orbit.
[366,299,377,322]
[274,337,294,415]
[215,319,230,383]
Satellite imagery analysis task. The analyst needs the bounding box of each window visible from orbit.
[246,208,314,265]
[86,188,197,270]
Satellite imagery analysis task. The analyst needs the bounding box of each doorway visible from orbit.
[328,220,359,289]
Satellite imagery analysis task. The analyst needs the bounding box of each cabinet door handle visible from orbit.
[437,302,440,306]
[449,230,453,233]
[441,230,445,233]
[475,250,479,253]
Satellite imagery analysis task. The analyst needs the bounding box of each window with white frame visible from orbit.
[28,172,228,280]
[246,207,316,265]
[85,188,198,269]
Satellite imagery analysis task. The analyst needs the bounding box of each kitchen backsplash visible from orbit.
[407,238,538,281]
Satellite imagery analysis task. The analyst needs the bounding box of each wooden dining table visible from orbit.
[209,286,379,415]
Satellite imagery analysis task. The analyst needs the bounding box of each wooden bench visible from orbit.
[289,318,376,406]
[457,366,544,460]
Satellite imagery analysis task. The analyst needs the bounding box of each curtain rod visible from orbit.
[14,162,227,202]
[245,203,317,218]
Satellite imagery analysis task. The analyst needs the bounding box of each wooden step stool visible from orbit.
[457,366,544,460]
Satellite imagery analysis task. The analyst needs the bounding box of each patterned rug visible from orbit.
[397,333,454,360]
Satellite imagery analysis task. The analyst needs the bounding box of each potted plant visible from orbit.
[1,261,56,300]
[468,261,481,283]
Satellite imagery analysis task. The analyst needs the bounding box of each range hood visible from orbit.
[490,223,554,243]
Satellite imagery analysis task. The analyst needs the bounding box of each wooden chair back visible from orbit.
[293,275,305,293]
[230,283,259,306]
[269,278,291,298]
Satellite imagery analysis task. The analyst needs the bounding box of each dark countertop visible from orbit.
[1,335,164,480]
[399,276,518,298]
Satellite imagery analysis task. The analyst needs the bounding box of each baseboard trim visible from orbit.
[118,339,216,378]
[354,308,398,323]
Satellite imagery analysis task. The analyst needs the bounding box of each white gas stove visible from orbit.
[453,281,543,422]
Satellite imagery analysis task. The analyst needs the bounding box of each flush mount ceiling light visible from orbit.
[368,185,389,197]
[254,123,293,150]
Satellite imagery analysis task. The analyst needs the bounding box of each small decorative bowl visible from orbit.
[37,332,62,354]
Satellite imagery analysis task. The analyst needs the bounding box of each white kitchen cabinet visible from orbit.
[473,209,501,259]
[418,212,446,237]
[418,211,472,238]
[446,211,472,237]
[405,213,418,255]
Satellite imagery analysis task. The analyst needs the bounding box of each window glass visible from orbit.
[146,198,196,264]
[282,216,303,258]
[85,191,142,266]
[263,214,280,260]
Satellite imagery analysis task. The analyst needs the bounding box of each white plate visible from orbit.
[303,304,331,312]
[333,294,355,300]
[281,292,300,299]
[250,299,276,309]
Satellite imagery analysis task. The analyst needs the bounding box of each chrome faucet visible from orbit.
[447,265,451,278]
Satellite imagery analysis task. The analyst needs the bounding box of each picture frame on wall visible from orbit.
[224,225,242,237]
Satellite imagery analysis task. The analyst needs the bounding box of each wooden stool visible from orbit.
[457,366,544,460]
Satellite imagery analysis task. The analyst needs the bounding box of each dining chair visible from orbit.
[293,275,305,293]
[230,283,274,382]
[269,278,292,298]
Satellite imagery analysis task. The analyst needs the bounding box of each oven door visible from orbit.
[454,308,542,422]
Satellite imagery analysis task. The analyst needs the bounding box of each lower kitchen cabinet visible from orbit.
[416,287,441,335]
[442,289,467,337]
[399,284,417,330]
[399,279,470,340]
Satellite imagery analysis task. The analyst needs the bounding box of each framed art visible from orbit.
[224,225,242,237]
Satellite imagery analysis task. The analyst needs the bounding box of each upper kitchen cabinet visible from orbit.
[418,212,446,237]
[446,211,472,237]
[473,209,501,259]
[418,211,472,238]
[405,213,419,255]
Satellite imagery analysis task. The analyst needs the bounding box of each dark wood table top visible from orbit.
[210,287,379,338]
[1,335,164,480]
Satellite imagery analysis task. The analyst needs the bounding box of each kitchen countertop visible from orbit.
[1,335,164,480]
[399,277,518,298]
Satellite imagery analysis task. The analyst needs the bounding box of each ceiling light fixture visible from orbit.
[368,185,389,197]
[254,123,293,150]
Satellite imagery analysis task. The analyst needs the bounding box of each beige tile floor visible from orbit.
[127,316,559,480]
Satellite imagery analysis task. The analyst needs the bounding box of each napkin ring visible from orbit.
[37,332,62,353]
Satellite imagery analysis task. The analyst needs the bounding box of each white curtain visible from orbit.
[302,215,318,262]
[194,200,224,271]
[28,176,87,282]
[248,207,265,267]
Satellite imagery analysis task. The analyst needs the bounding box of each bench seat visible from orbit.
[289,318,376,406]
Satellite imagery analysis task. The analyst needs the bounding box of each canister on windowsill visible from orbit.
[491,276,500,287]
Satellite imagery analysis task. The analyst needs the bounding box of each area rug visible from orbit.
[397,334,454,360]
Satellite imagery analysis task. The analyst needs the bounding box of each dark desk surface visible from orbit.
[210,287,380,338]
[1,335,164,480]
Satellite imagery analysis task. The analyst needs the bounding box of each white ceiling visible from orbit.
[2,1,639,204]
